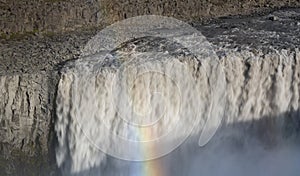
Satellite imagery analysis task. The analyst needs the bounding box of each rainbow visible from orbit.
[130,127,165,176]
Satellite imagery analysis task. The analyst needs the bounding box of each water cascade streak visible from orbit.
[55,16,300,176]
[56,39,300,175]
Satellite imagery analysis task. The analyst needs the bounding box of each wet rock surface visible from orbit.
[0,8,300,175]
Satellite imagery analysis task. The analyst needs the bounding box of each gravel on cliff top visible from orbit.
[0,8,300,76]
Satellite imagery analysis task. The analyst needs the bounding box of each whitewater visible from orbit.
[55,16,300,176]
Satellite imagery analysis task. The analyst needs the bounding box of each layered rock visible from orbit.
[1,0,300,36]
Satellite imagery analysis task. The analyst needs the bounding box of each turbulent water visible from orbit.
[55,16,300,176]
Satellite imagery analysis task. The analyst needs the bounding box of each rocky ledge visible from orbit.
[1,0,300,36]
[0,8,300,175]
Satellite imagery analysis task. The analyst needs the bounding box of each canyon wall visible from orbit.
[1,0,300,36]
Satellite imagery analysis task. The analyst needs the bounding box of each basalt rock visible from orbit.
[1,0,300,36]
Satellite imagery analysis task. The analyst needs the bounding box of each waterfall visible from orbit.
[55,16,300,176]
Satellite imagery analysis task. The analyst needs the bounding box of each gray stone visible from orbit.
[1,0,300,36]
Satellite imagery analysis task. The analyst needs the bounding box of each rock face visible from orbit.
[1,0,300,36]
[0,73,58,175]
[0,7,300,175]
[0,74,51,154]
[0,0,105,35]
